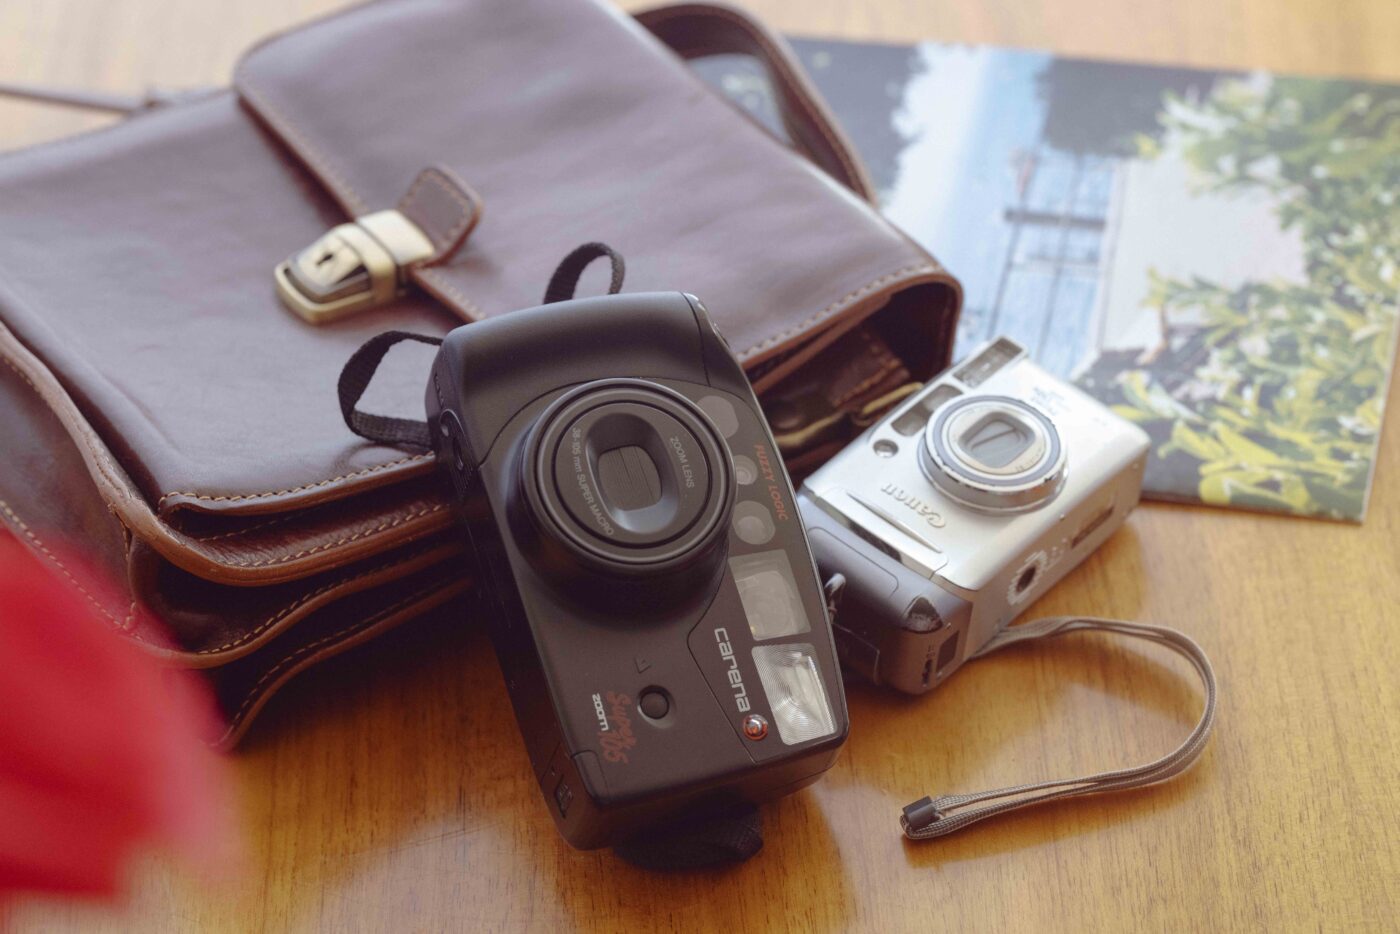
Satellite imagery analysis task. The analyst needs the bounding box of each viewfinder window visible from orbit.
[954,338,1022,387]
[730,549,810,641]
[893,384,962,436]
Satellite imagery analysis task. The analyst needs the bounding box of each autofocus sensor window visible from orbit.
[697,394,739,439]
[732,501,777,546]
[732,454,759,486]
[730,549,810,640]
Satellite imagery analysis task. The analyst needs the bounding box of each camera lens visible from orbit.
[919,395,1065,512]
[522,380,734,574]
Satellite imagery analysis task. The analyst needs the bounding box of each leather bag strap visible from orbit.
[635,2,877,202]
[0,80,215,114]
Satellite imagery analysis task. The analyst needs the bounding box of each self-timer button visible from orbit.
[639,689,669,720]
[742,714,768,741]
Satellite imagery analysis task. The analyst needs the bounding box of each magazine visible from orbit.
[700,41,1400,521]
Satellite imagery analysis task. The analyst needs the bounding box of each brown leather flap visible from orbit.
[0,0,961,739]
[233,0,955,376]
[0,0,957,593]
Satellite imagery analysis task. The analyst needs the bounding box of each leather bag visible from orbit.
[0,0,961,745]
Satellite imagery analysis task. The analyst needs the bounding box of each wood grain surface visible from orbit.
[3,1,1398,931]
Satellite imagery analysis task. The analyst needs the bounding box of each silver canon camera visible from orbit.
[797,337,1150,694]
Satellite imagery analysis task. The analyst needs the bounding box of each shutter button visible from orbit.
[639,689,669,720]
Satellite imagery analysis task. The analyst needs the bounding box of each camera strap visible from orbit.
[899,616,1217,840]
[338,330,445,449]
[338,243,627,448]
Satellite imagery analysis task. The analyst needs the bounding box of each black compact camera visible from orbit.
[427,292,848,849]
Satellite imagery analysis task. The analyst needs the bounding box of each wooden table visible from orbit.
[5,1,1398,930]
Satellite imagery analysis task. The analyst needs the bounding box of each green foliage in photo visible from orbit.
[1093,77,1400,519]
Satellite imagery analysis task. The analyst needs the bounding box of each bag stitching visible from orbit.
[194,543,444,655]
[402,167,479,257]
[191,512,298,543]
[0,347,145,514]
[0,496,140,633]
[3,340,443,570]
[415,266,484,320]
[236,73,370,215]
[831,329,902,408]
[1,295,435,512]
[155,453,433,510]
[700,5,868,196]
[217,502,447,569]
[3,342,457,658]
[236,15,916,352]
[217,580,454,743]
[0,354,139,633]
[739,262,938,358]
[241,71,486,321]
[832,357,902,410]
[2,50,935,516]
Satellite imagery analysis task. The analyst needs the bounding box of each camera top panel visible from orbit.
[430,292,752,470]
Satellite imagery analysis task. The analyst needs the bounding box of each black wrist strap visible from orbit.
[337,243,627,449]
[337,330,443,449]
[543,241,626,305]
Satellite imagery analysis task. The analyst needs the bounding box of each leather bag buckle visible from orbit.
[274,210,435,324]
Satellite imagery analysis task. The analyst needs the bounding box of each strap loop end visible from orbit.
[901,796,943,834]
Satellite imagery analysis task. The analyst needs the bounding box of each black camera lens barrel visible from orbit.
[520,379,735,575]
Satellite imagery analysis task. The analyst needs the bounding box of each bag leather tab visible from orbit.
[275,165,483,323]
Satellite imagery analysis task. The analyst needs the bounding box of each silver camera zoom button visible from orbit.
[922,395,1066,511]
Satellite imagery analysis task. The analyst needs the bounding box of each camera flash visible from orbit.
[751,644,836,745]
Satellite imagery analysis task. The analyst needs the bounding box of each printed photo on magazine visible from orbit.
[702,41,1400,521]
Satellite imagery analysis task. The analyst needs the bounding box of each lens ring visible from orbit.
[919,395,1065,511]
[521,379,735,573]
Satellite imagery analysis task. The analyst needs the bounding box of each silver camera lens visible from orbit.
[919,395,1065,512]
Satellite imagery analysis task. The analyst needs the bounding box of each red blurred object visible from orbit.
[0,534,231,901]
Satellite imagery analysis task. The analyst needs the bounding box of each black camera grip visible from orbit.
[613,802,764,870]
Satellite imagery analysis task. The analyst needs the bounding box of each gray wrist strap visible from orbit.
[900,616,1217,840]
